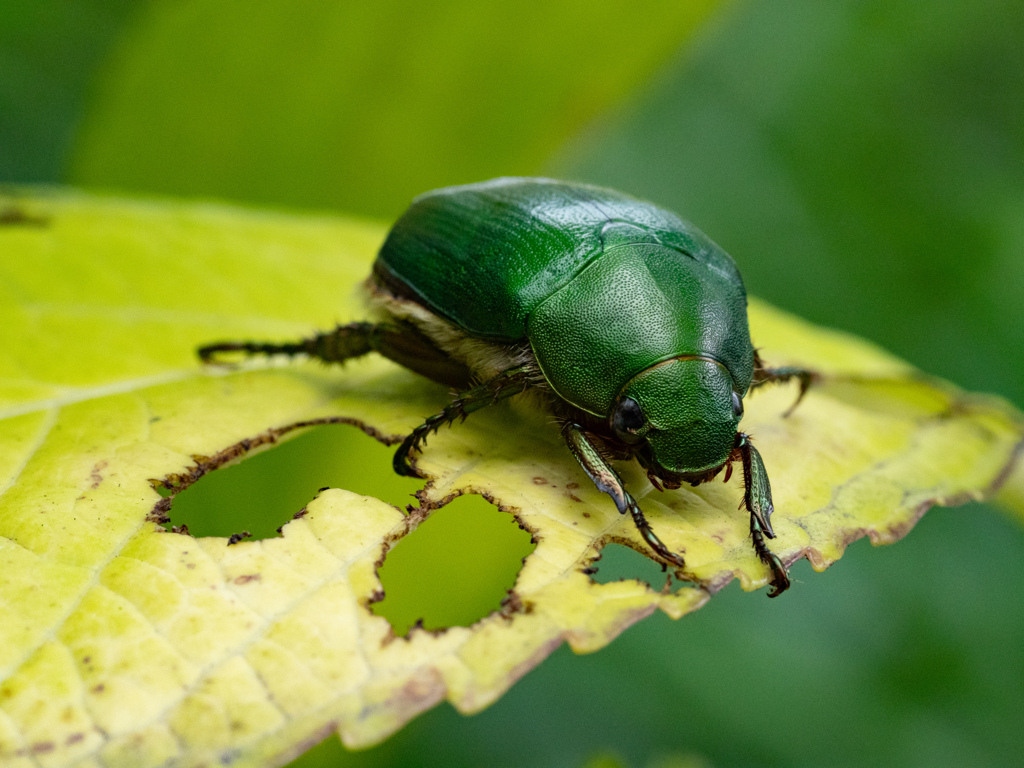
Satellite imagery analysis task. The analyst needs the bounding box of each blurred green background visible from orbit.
[4,0,1024,766]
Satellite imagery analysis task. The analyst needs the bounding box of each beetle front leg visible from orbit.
[564,423,685,568]
[393,364,540,477]
[735,432,790,597]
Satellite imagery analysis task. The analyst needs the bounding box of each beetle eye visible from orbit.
[611,397,646,444]
[732,391,744,418]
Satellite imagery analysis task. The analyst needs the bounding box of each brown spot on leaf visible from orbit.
[233,574,261,585]
[405,618,449,638]
[394,667,446,707]
[30,742,55,755]
[227,531,252,546]
[65,733,84,745]
[532,476,548,485]
[89,460,108,489]
[499,589,533,618]
[0,205,48,226]
[146,497,172,524]
[276,508,310,534]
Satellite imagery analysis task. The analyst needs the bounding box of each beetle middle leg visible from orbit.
[750,352,820,417]
[393,364,541,478]
[563,423,686,568]
[735,432,790,597]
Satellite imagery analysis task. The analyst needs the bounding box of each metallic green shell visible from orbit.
[375,177,754,416]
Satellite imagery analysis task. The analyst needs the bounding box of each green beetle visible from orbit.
[200,178,814,596]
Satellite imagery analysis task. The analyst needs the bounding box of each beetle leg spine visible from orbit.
[749,360,821,417]
[197,339,311,363]
[198,322,383,365]
[392,364,539,477]
[628,500,686,568]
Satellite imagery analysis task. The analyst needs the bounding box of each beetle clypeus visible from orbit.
[199,178,815,596]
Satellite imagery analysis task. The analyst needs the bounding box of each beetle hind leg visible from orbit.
[198,321,475,388]
[198,322,381,364]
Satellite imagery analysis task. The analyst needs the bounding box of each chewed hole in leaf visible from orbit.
[588,542,690,591]
[373,494,536,636]
[157,424,422,539]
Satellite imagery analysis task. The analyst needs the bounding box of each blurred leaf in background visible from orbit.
[3,0,1024,766]
[0,0,137,182]
[67,0,720,218]
[554,0,1024,408]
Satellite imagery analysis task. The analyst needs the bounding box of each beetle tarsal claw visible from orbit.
[750,513,790,597]
[764,560,791,598]
[626,499,686,568]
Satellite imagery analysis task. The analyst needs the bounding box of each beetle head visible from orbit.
[610,357,741,481]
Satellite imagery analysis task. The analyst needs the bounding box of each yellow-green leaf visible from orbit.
[1,189,1021,766]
